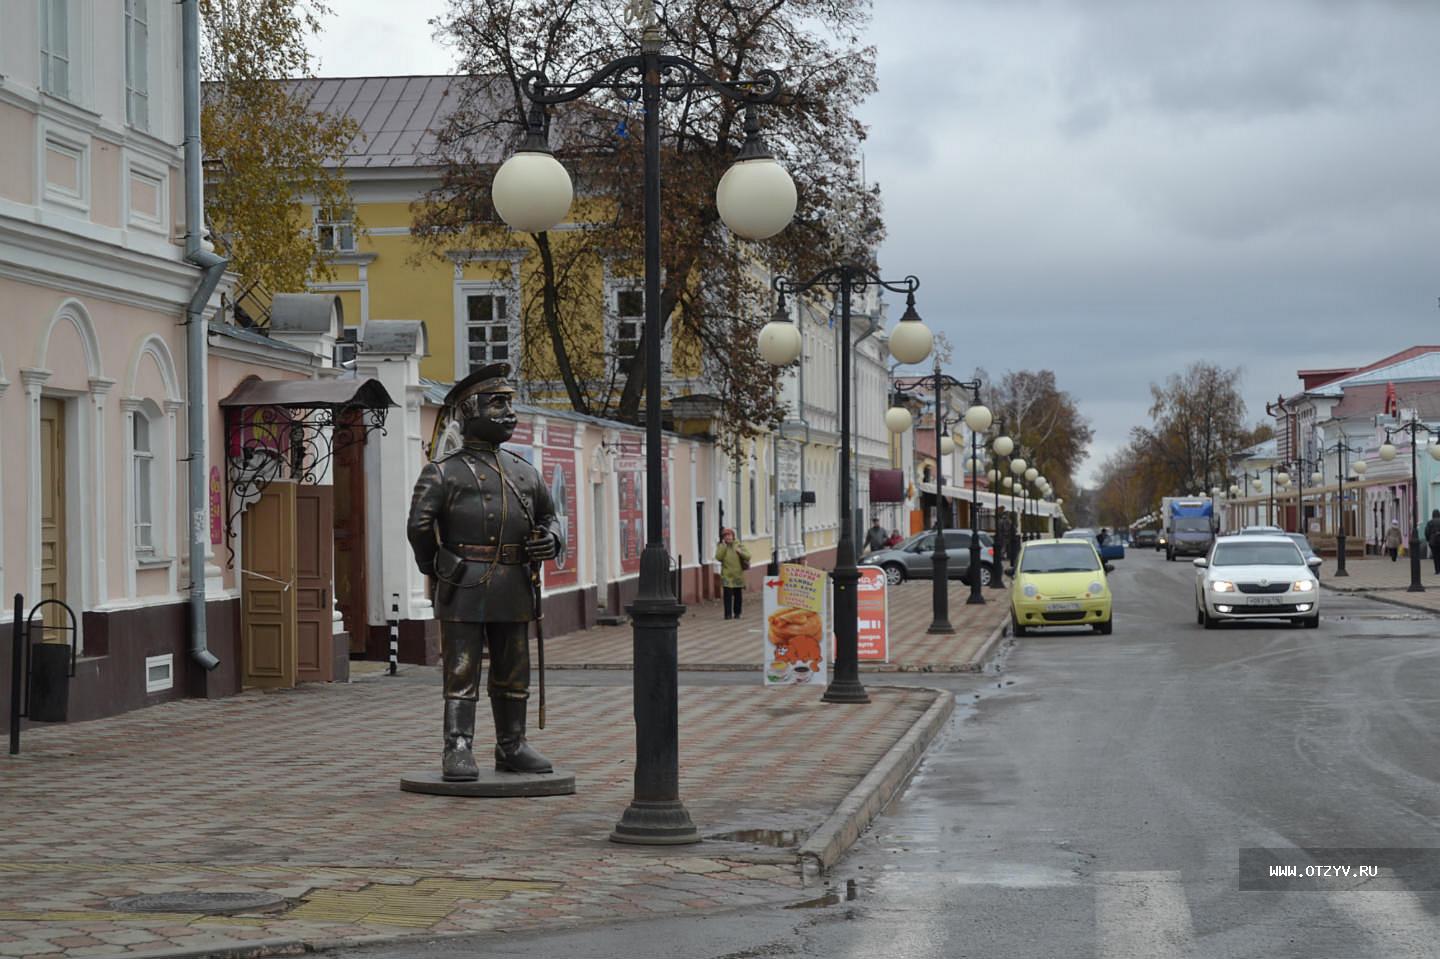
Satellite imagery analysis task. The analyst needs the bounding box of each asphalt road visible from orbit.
[332,550,1440,958]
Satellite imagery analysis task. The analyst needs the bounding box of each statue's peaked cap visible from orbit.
[444,363,516,407]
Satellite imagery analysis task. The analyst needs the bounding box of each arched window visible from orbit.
[133,408,155,555]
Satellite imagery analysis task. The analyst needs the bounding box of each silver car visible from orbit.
[865,530,996,587]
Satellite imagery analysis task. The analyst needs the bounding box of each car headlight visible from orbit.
[1211,580,1236,593]
[1292,579,1315,592]
[1088,581,1103,594]
[1023,584,1038,597]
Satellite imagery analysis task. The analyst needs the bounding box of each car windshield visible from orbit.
[1174,518,1211,533]
[1020,543,1101,573]
[1212,542,1304,567]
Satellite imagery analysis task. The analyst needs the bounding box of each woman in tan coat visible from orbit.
[714,528,751,619]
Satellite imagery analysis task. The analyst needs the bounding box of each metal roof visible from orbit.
[220,375,396,410]
[1311,349,1440,395]
[269,293,342,333]
[361,320,428,356]
[287,75,485,169]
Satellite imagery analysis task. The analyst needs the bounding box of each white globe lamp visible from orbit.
[1379,443,1397,462]
[492,149,574,234]
[963,404,993,433]
[884,407,913,434]
[993,435,1014,457]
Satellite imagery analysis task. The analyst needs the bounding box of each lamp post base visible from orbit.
[926,621,956,635]
[821,677,871,704]
[1409,547,1425,592]
[1334,535,1349,576]
[610,800,701,845]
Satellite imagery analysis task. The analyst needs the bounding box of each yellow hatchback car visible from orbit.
[1010,538,1114,636]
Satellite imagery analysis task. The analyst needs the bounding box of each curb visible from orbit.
[795,686,955,874]
[120,939,305,959]
[968,616,1009,668]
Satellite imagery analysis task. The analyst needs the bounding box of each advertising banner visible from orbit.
[856,566,890,662]
[763,563,829,687]
[617,432,670,574]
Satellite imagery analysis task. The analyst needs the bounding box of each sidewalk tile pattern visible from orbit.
[1321,557,1440,613]
[1,680,937,957]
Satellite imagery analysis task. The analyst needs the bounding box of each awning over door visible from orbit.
[220,375,396,562]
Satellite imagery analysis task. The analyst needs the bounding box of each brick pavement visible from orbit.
[0,678,941,958]
[1320,556,1440,613]
[546,579,1007,671]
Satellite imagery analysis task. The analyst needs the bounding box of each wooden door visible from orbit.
[39,398,67,632]
[332,416,367,653]
[241,482,297,688]
[295,484,334,682]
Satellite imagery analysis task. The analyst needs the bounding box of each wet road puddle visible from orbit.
[786,879,858,908]
[706,828,804,847]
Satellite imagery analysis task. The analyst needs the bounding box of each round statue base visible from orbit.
[400,768,575,798]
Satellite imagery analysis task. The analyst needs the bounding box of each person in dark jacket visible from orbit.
[864,518,890,554]
[408,364,565,782]
[1426,509,1440,574]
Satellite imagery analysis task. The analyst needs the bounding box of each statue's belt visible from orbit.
[445,543,529,565]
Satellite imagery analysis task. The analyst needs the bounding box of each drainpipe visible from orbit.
[182,0,226,671]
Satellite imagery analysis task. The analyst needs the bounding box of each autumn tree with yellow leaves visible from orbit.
[200,0,358,302]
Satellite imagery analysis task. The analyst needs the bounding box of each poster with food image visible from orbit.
[763,563,829,687]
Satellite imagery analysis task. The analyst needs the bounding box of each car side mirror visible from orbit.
[1307,556,1323,568]
[1193,558,1209,568]
[1103,563,1115,574]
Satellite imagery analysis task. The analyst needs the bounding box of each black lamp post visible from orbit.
[1320,437,1362,576]
[1379,417,1440,592]
[890,361,963,634]
[494,16,797,846]
[769,270,932,703]
[989,425,1014,591]
[956,382,990,606]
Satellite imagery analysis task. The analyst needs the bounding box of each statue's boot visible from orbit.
[442,699,480,781]
[492,697,553,774]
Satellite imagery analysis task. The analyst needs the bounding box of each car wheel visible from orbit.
[977,564,993,587]
[1010,611,1028,637]
[1202,607,1218,630]
[1305,615,1320,629]
[1166,550,1174,562]
[1196,604,1204,626]
[882,564,905,586]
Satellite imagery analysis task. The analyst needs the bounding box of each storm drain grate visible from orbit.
[111,892,288,915]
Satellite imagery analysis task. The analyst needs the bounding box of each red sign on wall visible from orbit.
[541,423,579,590]
[616,432,670,575]
[856,566,890,662]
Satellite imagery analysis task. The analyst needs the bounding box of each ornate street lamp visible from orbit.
[963,396,991,606]
[888,360,965,635]
[1381,416,1440,592]
[992,431,1014,583]
[495,13,795,846]
[769,271,930,702]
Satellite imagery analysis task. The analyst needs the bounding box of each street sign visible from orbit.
[856,566,889,662]
[763,563,829,687]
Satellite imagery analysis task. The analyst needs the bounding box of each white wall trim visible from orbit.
[35,296,104,376]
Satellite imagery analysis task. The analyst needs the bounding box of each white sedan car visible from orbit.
[1193,535,1323,629]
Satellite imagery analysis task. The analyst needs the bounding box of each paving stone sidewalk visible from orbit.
[1,678,943,959]
[1320,557,1440,613]
[547,579,1007,671]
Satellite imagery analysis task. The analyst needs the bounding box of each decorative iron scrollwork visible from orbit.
[223,403,389,565]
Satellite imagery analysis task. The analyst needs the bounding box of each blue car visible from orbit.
[1063,528,1126,562]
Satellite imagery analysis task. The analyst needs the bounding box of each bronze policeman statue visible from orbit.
[407,364,564,781]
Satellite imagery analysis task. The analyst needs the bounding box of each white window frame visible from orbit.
[125,0,150,131]
[132,407,155,557]
[314,205,357,253]
[454,282,517,378]
[40,0,72,100]
[611,287,643,378]
[144,653,173,693]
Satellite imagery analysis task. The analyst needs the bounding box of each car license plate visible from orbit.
[1245,596,1286,606]
[1045,602,1081,611]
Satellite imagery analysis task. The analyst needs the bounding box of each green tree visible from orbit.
[415,0,880,451]
[201,0,359,300]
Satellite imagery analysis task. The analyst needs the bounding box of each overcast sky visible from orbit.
[309,0,1440,485]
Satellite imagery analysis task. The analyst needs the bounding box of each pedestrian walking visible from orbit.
[1425,509,1440,574]
[886,528,904,548]
[715,528,751,620]
[1384,520,1402,561]
[864,518,889,555]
